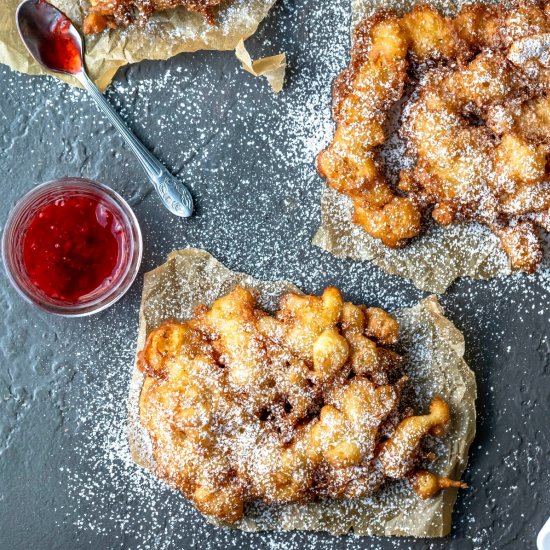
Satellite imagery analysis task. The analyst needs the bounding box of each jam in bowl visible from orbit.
[2,177,142,316]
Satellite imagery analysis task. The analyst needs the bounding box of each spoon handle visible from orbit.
[77,72,193,217]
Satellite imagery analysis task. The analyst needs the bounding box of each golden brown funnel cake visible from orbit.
[83,0,225,34]
[317,1,550,273]
[137,286,464,523]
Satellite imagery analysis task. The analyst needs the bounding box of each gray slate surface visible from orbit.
[0,1,549,548]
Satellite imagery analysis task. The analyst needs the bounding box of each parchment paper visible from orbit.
[128,248,476,537]
[0,0,277,90]
[235,39,286,92]
[313,0,514,293]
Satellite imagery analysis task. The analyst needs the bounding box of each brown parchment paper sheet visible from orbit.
[128,248,476,537]
[0,0,277,90]
[313,0,513,294]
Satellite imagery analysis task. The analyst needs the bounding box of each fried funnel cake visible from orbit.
[138,286,465,523]
[317,1,550,273]
[83,0,225,34]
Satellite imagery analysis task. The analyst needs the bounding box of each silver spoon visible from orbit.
[16,0,194,217]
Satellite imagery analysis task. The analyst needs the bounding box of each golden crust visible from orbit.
[83,0,224,34]
[138,286,464,523]
[318,1,550,272]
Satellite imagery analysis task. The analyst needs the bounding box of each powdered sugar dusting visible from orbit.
[1,0,549,547]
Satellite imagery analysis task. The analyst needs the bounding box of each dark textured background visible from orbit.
[1,1,549,549]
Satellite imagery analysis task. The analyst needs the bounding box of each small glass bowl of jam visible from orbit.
[2,177,142,316]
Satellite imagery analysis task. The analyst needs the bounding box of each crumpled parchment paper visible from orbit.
[128,248,476,537]
[313,0,515,293]
[313,189,511,294]
[235,39,286,92]
[0,0,277,90]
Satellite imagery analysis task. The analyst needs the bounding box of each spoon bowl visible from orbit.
[16,0,194,218]
[17,0,83,75]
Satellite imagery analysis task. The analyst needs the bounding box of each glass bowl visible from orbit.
[2,177,142,316]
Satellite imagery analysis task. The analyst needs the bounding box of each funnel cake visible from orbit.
[83,0,225,34]
[137,285,465,523]
[317,1,550,273]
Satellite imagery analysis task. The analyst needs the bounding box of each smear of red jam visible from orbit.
[22,196,124,303]
[34,0,82,74]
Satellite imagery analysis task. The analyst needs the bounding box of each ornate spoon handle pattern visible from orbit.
[78,72,194,217]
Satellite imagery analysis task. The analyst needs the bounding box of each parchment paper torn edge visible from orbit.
[128,248,476,537]
[235,39,286,92]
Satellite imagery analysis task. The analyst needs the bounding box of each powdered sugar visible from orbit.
[1,0,549,547]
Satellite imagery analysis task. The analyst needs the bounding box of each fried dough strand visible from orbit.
[317,1,550,272]
[138,286,464,522]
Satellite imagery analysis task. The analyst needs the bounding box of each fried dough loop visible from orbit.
[317,1,550,272]
[138,286,463,522]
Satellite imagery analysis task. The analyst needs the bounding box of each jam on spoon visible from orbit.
[21,0,82,74]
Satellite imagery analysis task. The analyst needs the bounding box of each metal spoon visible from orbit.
[16,0,193,217]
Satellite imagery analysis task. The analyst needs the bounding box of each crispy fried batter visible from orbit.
[83,0,224,34]
[138,286,463,522]
[410,470,468,499]
[317,1,550,273]
[378,396,449,478]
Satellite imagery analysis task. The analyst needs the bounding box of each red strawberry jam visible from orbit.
[22,195,124,303]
